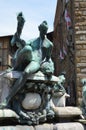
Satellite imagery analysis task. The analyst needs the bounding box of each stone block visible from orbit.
[0,126,19,130]
[75,11,82,16]
[80,60,86,62]
[80,25,86,30]
[17,125,34,130]
[75,16,85,22]
[83,45,86,49]
[81,68,86,73]
[83,11,86,15]
[75,22,86,26]
[55,122,85,130]
[80,2,86,8]
[76,68,81,73]
[74,2,79,8]
[81,57,86,60]
[76,45,83,50]
[53,107,82,117]
[76,51,81,56]
[35,124,53,130]
[77,73,86,78]
[77,63,86,67]
[0,123,85,130]
[76,30,86,34]
[0,126,34,130]
[80,35,86,41]
[76,41,86,44]
[81,50,86,56]
[0,109,19,118]
[75,26,80,31]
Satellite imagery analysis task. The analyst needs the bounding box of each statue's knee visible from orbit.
[24,46,32,53]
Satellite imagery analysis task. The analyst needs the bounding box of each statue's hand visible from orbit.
[17,12,25,24]
[16,12,25,38]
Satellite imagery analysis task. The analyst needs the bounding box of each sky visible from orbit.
[0,0,57,40]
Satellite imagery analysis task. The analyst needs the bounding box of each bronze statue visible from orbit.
[0,12,54,108]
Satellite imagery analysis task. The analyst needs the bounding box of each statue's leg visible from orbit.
[14,45,32,70]
[1,61,40,108]
[25,61,40,74]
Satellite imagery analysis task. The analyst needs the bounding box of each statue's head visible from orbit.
[38,21,48,35]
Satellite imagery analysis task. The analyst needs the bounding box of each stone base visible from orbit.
[0,107,82,124]
[0,109,19,118]
[52,107,82,123]
[0,109,85,129]
[0,109,19,125]
[53,107,82,118]
[76,119,86,125]
[0,123,85,130]
[4,71,59,83]
[54,122,85,130]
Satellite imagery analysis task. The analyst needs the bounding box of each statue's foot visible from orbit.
[0,100,8,109]
[47,109,55,118]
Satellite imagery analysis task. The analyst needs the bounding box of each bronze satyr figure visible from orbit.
[0,12,54,108]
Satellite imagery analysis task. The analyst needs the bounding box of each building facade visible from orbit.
[74,0,86,105]
[0,35,13,71]
[0,35,12,101]
[53,0,86,106]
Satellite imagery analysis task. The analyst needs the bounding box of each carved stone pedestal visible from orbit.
[0,123,85,130]
[1,71,61,125]
[0,71,85,129]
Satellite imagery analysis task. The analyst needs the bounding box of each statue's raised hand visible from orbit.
[16,12,25,38]
[17,12,25,24]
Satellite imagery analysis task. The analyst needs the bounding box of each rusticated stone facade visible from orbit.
[74,0,86,105]
[53,0,76,106]
[53,0,86,106]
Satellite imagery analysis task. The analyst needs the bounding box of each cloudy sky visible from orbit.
[0,0,57,40]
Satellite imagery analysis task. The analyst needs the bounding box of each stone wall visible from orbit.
[74,0,86,105]
[53,0,78,106]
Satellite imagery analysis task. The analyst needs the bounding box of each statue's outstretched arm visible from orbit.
[11,12,25,47]
[16,12,25,38]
